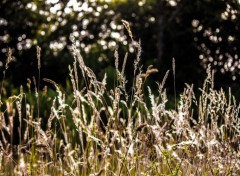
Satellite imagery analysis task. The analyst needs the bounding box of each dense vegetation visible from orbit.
[1,0,240,175]
[0,27,240,175]
[1,0,240,92]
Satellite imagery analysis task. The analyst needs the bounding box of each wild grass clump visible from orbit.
[0,23,240,175]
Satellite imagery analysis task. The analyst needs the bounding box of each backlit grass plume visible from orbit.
[0,22,239,175]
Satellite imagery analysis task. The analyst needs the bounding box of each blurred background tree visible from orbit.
[0,0,240,95]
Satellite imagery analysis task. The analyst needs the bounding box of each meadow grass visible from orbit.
[0,26,240,175]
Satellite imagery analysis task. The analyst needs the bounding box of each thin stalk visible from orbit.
[37,46,41,120]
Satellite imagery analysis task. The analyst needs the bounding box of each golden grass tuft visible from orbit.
[0,25,240,175]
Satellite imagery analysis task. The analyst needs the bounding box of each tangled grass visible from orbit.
[0,28,240,176]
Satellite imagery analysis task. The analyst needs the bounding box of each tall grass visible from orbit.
[0,25,240,175]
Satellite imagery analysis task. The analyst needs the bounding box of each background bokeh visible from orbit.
[1,0,240,97]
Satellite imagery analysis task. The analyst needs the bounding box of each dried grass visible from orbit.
[0,28,239,176]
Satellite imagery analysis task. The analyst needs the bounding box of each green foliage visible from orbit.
[1,0,240,93]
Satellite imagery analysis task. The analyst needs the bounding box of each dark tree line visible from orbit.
[0,0,240,94]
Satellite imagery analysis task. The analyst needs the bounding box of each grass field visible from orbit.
[0,27,240,175]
